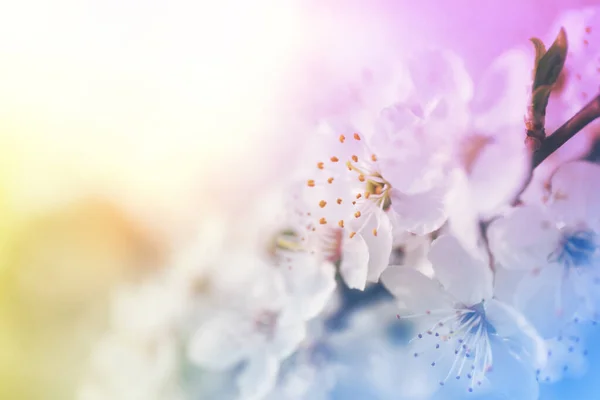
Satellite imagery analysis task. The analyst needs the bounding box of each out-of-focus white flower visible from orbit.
[78,269,190,400]
[445,48,533,252]
[78,333,184,400]
[262,340,339,400]
[233,186,338,321]
[381,235,546,399]
[187,254,307,400]
[488,161,600,337]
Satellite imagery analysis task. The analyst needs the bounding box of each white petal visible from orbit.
[361,212,393,282]
[549,161,600,230]
[237,354,280,400]
[445,169,482,252]
[471,49,531,131]
[428,235,493,305]
[188,315,251,370]
[339,232,369,290]
[482,338,540,400]
[280,252,336,320]
[389,184,449,235]
[513,264,579,338]
[406,49,474,104]
[487,205,562,270]
[270,311,307,360]
[485,298,547,368]
[468,134,531,216]
[380,267,451,314]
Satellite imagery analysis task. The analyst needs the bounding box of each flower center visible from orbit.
[459,302,496,336]
[549,229,598,269]
[306,132,392,239]
[406,301,495,391]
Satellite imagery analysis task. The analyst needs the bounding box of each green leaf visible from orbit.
[533,27,568,90]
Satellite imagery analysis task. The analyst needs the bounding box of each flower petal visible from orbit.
[380,267,451,314]
[549,161,600,230]
[270,310,307,360]
[471,49,531,131]
[339,232,369,290]
[485,298,547,368]
[482,338,541,400]
[237,354,280,400]
[280,252,337,320]
[513,264,579,338]
[487,205,562,270]
[428,235,493,305]
[389,184,449,235]
[361,212,393,282]
[188,314,251,370]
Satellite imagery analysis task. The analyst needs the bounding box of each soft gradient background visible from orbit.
[0,0,599,399]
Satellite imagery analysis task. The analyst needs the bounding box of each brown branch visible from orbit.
[532,93,600,168]
[508,93,600,207]
[484,93,600,273]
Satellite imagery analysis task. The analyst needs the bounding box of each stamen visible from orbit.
[317,162,324,169]
[339,134,345,143]
[338,220,345,228]
[319,200,327,208]
[354,211,361,218]
[371,154,377,162]
[336,198,343,204]
[352,155,358,162]
[307,180,315,187]
[353,133,361,140]
[327,177,334,184]
[330,156,339,162]
[358,175,365,182]
[372,228,378,236]
[319,218,327,225]
[349,232,356,239]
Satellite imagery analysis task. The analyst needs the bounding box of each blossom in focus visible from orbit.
[299,50,476,289]
[382,235,546,398]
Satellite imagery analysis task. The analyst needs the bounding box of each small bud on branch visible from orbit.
[525,28,568,150]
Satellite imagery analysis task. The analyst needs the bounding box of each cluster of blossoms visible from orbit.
[78,6,600,400]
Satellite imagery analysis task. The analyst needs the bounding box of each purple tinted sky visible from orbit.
[303,0,597,79]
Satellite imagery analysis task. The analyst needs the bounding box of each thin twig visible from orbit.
[483,93,600,274]
[532,93,600,168]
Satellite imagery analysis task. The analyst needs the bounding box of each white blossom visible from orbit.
[488,161,600,336]
[382,235,546,398]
